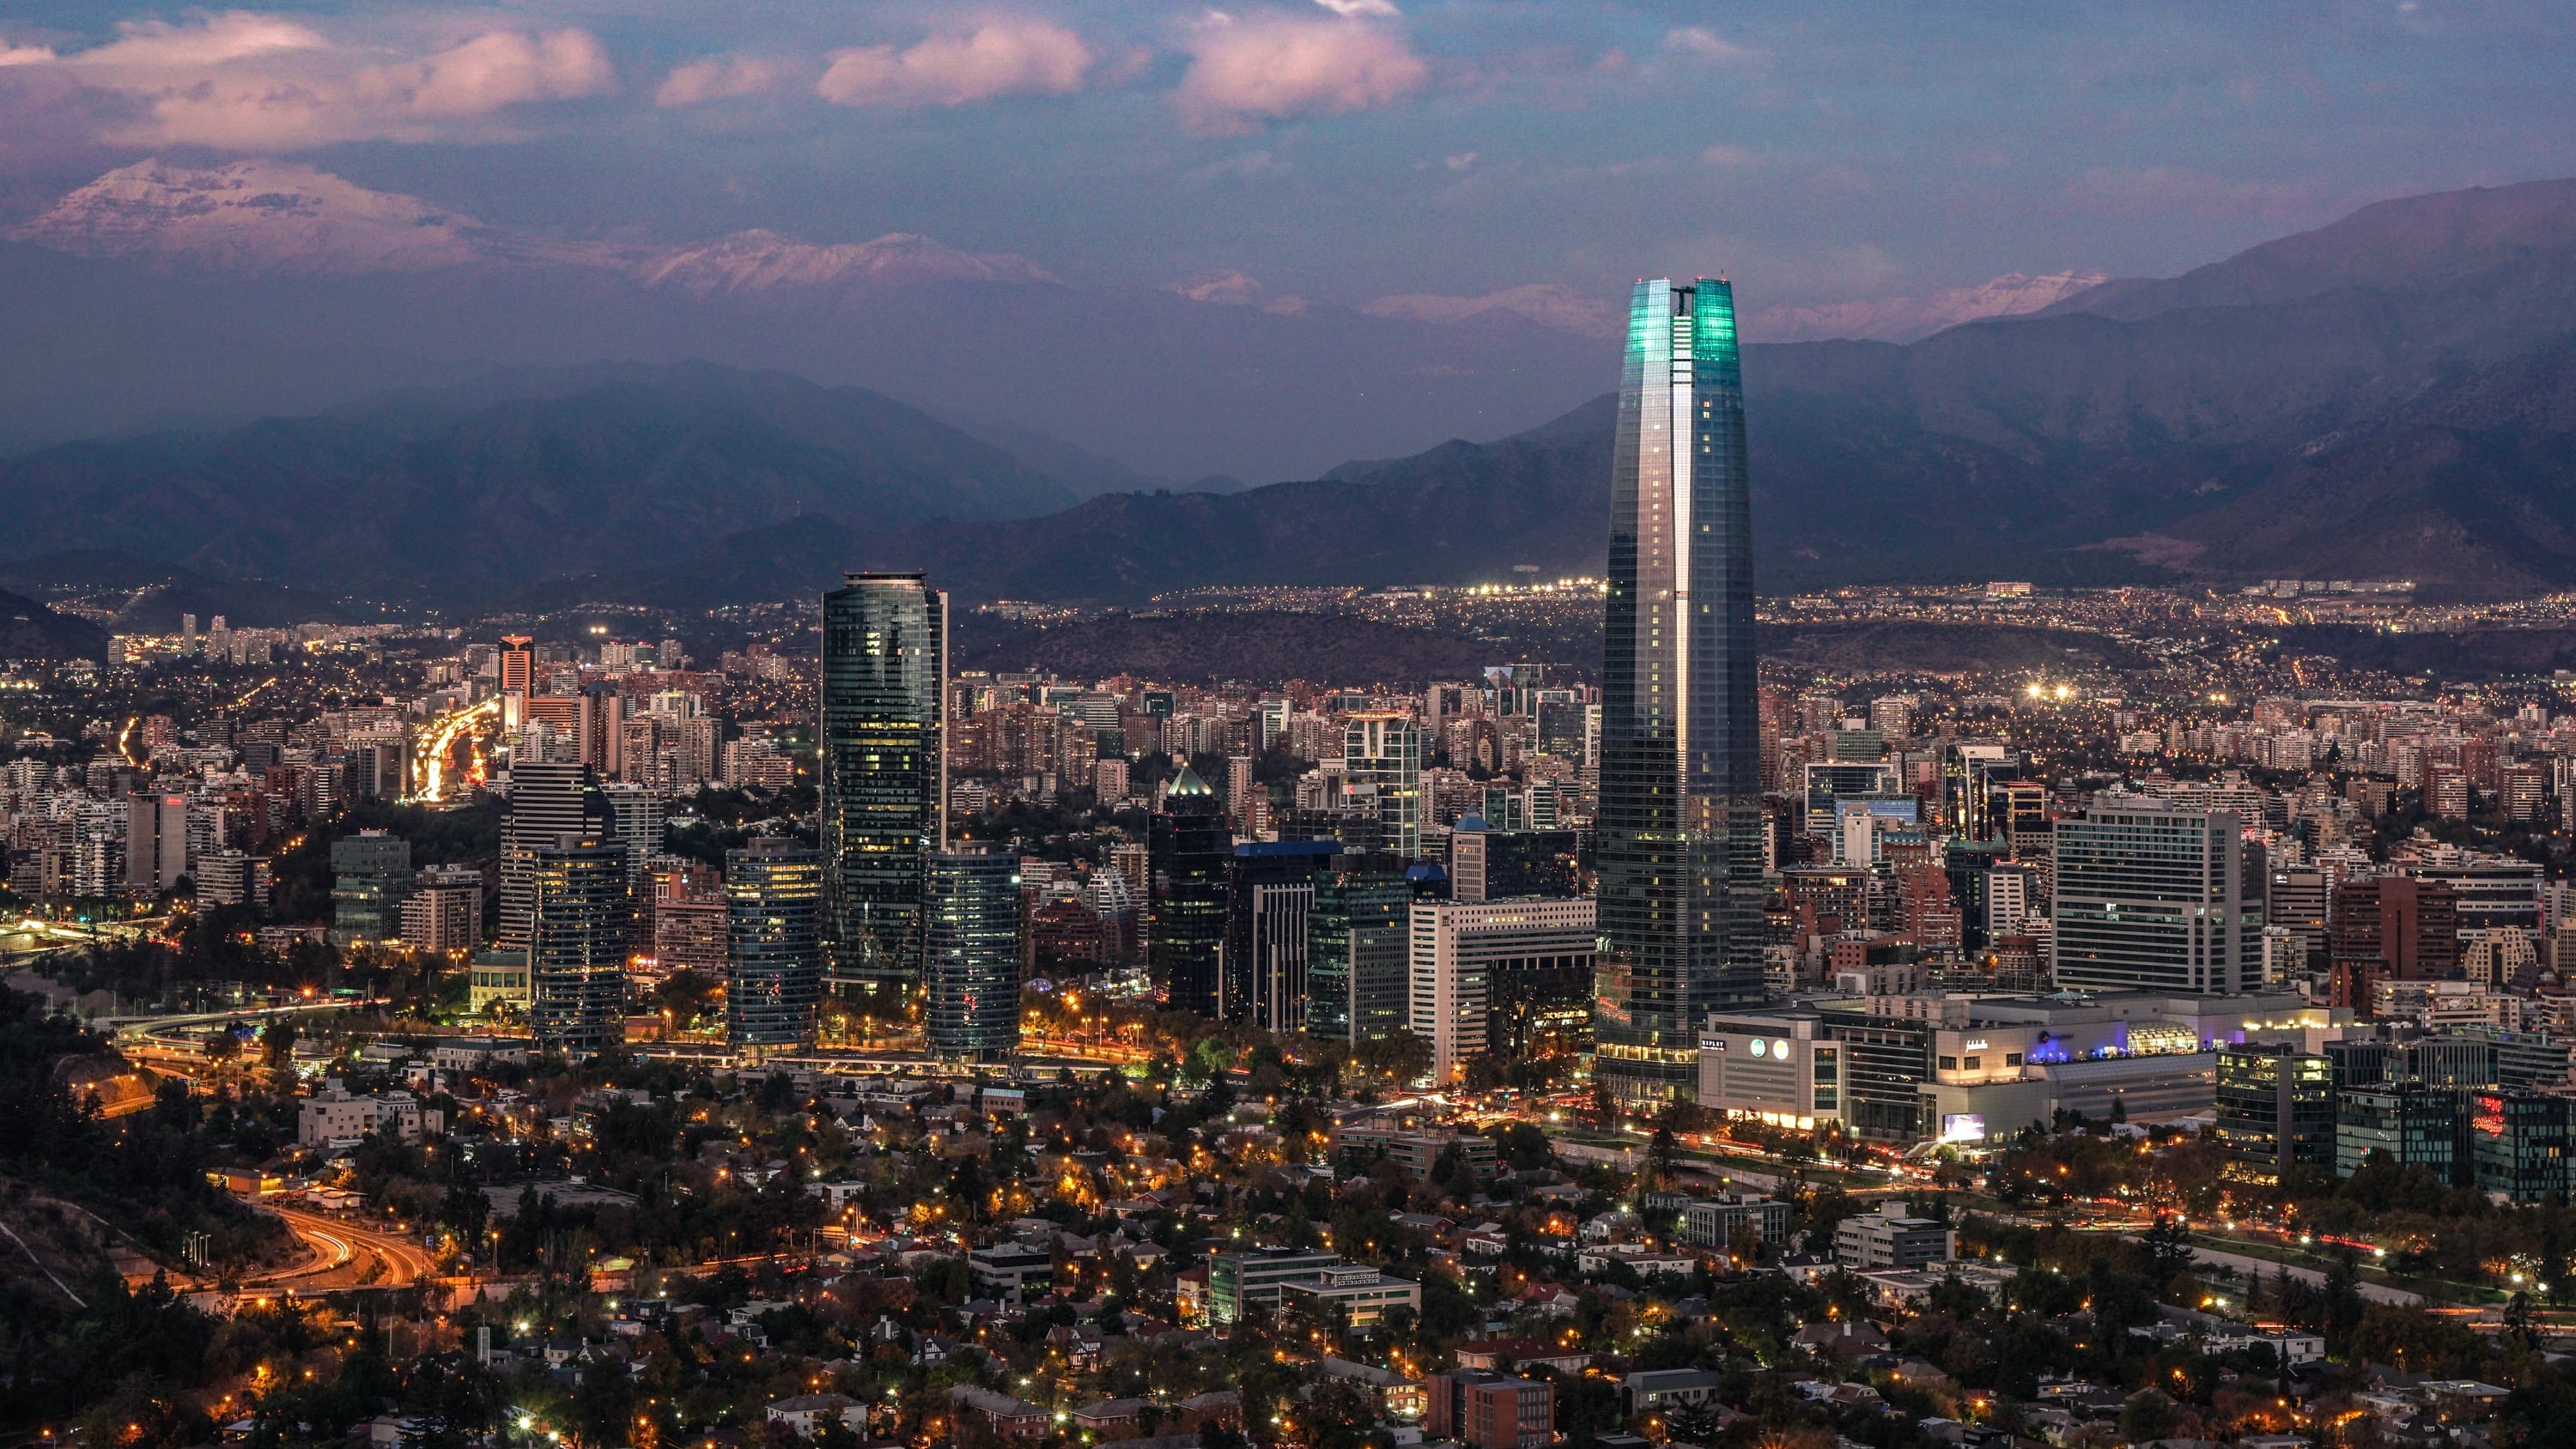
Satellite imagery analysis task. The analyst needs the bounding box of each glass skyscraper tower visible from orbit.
[820,573,946,985]
[726,840,825,1049]
[925,849,1022,1060]
[1593,276,1766,1109]
[529,834,635,1056]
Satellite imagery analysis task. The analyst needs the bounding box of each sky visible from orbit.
[1,1,2572,320]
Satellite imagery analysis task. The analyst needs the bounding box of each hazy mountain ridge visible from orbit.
[0,369,1080,604]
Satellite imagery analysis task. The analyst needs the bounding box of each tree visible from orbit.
[2142,1213,2196,1274]
[2117,1390,2176,1444]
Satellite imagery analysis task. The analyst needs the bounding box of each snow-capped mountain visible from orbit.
[1749,270,2110,343]
[6,158,1054,295]
[633,228,1056,299]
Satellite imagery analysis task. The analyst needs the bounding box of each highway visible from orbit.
[245,1199,437,1290]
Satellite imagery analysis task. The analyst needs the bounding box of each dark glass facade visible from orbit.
[530,834,634,1055]
[924,850,1021,1061]
[820,573,945,985]
[1595,277,1765,1108]
[1224,840,1337,1030]
[2214,1044,2336,1182]
[726,840,824,1049]
[1151,766,1230,1016]
[1307,859,1414,1044]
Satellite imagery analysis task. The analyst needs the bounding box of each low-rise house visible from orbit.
[948,1385,1049,1440]
[1577,1242,1697,1277]
[1619,1368,1722,1417]
[766,1395,864,1435]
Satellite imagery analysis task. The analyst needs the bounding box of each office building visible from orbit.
[1834,1201,1955,1269]
[1410,897,1597,1084]
[726,840,825,1049]
[1343,713,1422,858]
[528,835,635,1054]
[1276,1264,1421,1327]
[2051,796,2263,994]
[1151,765,1230,1016]
[401,864,483,954]
[1206,1246,1346,1324]
[820,573,946,985]
[1224,840,1335,1031]
[1449,822,1582,904]
[2469,1089,2574,1203]
[1698,1010,1843,1132]
[498,761,609,950]
[2215,1043,2336,1182]
[497,634,533,697]
[2334,1082,2461,1182]
[1680,1194,1792,1251]
[924,849,1020,1061]
[329,831,412,947]
[1595,276,1766,1108]
[1305,858,1414,1044]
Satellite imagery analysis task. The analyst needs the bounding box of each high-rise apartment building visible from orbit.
[1413,896,1599,1086]
[726,840,824,1049]
[1594,276,1765,1108]
[924,850,1020,1060]
[2330,876,2460,1009]
[1151,765,1230,1015]
[401,864,484,954]
[528,835,634,1054]
[125,791,188,894]
[1342,713,1422,858]
[820,573,946,985]
[2051,796,2263,994]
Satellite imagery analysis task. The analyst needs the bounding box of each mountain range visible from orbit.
[15,168,2576,603]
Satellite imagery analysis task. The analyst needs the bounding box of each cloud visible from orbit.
[656,55,803,107]
[1662,27,1759,64]
[1175,14,1428,136]
[64,12,328,70]
[14,13,614,149]
[817,20,1092,109]
[1699,142,1759,168]
[0,45,58,67]
[1313,0,1402,15]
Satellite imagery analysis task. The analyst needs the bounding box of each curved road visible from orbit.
[246,1201,436,1291]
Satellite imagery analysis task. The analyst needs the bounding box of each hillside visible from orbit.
[0,366,1078,605]
[0,588,106,660]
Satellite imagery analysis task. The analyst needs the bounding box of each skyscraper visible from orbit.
[1342,713,1422,858]
[1223,840,1337,1030]
[1307,857,1414,1044]
[1593,276,1765,1108]
[726,840,825,1049]
[924,849,1020,1060]
[529,834,634,1054]
[820,573,946,985]
[498,761,610,949]
[1151,764,1230,1015]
